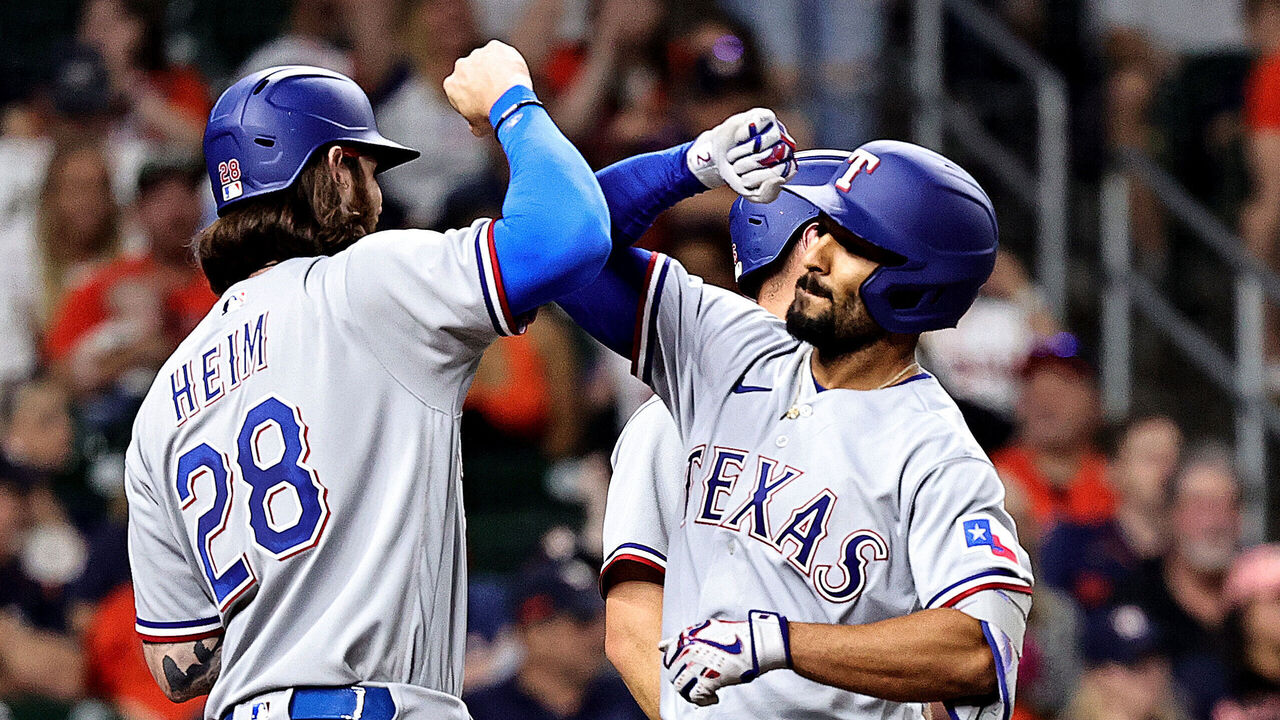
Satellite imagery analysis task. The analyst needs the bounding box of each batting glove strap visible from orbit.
[747,610,792,673]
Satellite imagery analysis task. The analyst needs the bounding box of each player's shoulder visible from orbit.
[343,219,490,258]
[621,395,675,434]
[878,374,992,466]
[611,395,681,465]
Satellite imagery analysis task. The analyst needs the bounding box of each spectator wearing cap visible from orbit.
[1214,545,1280,720]
[463,561,646,720]
[1039,415,1184,619]
[1120,444,1242,720]
[992,333,1116,542]
[1062,604,1192,720]
[44,155,215,399]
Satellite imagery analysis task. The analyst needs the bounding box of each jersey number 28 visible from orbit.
[175,396,330,609]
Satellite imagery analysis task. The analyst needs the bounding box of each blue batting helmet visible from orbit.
[203,65,420,215]
[729,149,851,292]
[784,140,998,334]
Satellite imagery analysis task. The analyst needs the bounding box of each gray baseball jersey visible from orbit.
[602,396,684,577]
[126,219,521,720]
[610,253,1033,720]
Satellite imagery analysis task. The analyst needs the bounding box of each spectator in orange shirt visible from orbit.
[992,333,1116,540]
[44,156,215,397]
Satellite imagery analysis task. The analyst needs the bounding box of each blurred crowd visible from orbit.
[0,2,1278,720]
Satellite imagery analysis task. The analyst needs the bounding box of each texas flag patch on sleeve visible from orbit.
[961,517,1017,561]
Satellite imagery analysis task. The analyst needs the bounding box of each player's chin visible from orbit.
[785,302,833,344]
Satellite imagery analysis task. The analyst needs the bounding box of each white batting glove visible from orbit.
[686,108,798,204]
[659,610,792,706]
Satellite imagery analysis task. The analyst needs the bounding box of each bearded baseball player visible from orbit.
[125,43,615,720]
[562,133,1033,719]
[600,149,852,719]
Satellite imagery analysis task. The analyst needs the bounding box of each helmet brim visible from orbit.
[780,183,845,220]
[352,137,421,174]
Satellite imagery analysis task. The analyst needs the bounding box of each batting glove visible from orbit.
[687,108,798,204]
[659,610,792,706]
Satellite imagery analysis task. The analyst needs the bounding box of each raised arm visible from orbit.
[444,41,613,317]
[557,109,797,354]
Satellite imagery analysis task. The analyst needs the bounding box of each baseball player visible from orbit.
[125,43,615,720]
[600,149,853,719]
[561,134,1034,718]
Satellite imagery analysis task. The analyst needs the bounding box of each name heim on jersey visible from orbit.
[169,312,270,427]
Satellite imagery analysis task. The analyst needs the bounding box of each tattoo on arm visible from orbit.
[149,636,223,702]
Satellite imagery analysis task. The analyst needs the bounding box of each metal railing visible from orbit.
[911,0,1070,320]
[911,0,1274,539]
[1101,149,1277,543]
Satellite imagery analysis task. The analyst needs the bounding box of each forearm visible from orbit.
[789,609,995,701]
[605,580,665,720]
[143,635,223,702]
[596,142,706,247]
[490,86,612,316]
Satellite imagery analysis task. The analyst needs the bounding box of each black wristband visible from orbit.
[493,99,545,134]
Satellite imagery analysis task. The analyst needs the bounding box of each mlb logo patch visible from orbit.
[221,291,247,315]
[962,517,1017,561]
[222,180,243,201]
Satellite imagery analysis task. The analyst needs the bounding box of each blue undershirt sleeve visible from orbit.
[597,142,705,247]
[556,143,710,357]
[487,85,611,318]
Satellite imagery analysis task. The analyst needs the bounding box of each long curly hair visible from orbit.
[194,147,378,295]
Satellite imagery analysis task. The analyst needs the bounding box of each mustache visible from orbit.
[796,272,832,300]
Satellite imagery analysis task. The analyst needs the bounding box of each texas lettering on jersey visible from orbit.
[682,445,888,604]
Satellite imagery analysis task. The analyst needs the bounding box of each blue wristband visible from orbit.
[488,84,541,130]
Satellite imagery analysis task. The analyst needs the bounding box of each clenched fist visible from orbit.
[443,40,534,137]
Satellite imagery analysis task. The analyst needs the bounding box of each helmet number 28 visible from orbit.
[835,149,881,193]
[174,396,330,610]
[218,159,241,185]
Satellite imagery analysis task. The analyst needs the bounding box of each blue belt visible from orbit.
[225,687,396,720]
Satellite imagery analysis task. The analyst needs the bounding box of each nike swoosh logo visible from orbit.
[693,637,743,655]
[731,383,772,394]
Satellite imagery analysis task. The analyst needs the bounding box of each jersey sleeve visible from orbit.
[559,250,795,436]
[601,397,687,592]
[905,456,1034,720]
[125,441,223,643]
[331,221,523,409]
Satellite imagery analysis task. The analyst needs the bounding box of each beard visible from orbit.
[785,271,889,357]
